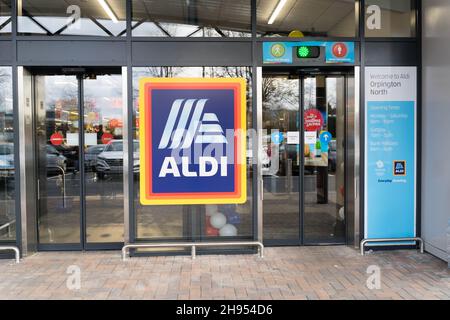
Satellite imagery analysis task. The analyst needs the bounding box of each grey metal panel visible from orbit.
[353,66,360,247]
[422,0,450,263]
[17,40,127,65]
[256,67,263,243]
[18,67,38,256]
[364,41,418,66]
[345,70,358,247]
[132,41,253,66]
[0,41,12,64]
[121,67,130,244]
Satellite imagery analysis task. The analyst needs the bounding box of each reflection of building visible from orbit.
[0,113,14,143]
[44,98,78,141]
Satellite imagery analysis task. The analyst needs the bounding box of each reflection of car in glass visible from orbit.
[85,145,106,171]
[0,143,15,182]
[46,145,67,175]
[328,140,337,172]
[96,140,140,179]
[53,144,79,172]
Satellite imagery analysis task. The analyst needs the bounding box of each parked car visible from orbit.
[0,143,15,183]
[96,140,140,179]
[46,145,67,176]
[85,145,106,172]
[52,144,79,172]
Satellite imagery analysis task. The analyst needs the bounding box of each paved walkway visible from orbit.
[0,247,448,300]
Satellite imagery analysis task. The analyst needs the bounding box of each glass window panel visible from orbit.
[0,67,15,242]
[84,74,124,244]
[18,0,127,37]
[257,0,356,37]
[132,67,253,242]
[365,0,414,37]
[0,0,11,35]
[132,0,252,37]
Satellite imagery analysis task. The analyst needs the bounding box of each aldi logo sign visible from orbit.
[393,160,406,176]
[139,78,247,205]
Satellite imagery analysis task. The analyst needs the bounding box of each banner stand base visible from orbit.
[360,237,424,256]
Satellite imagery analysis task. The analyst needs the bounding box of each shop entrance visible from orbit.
[261,67,355,245]
[31,67,125,250]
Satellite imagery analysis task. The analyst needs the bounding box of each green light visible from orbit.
[298,46,310,58]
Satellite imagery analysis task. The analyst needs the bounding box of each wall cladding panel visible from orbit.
[0,41,12,64]
[365,42,418,66]
[17,41,127,65]
[132,41,252,66]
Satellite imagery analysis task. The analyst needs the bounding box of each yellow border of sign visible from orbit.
[139,77,247,205]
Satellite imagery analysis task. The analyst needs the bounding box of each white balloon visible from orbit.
[219,224,238,237]
[210,212,227,229]
[205,204,218,216]
[339,207,345,221]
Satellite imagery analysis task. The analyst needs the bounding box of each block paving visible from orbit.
[0,246,448,300]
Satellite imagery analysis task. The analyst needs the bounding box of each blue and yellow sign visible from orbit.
[139,78,247,205]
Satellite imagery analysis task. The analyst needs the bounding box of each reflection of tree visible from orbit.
[132,66,252,102]
[262,78,276,102]
[208,66,251,81]
[0,68,13,144]
[0,68,12,110]
[262,77,299,111]
[144,67,176,78]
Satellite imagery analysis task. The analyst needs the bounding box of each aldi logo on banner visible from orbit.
[139,78,247,205]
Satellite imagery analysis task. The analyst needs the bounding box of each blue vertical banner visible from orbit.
[365,67,417,240]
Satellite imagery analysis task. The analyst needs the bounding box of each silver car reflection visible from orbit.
[85,145,106,172]
[96,140,139,179]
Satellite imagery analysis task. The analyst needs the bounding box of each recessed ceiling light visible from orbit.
[268,0,288,25]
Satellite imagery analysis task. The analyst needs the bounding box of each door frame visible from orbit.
[259,66,354,246]
[32,67,124,251]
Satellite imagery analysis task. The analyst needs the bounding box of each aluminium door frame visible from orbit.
[259,68,353,246]
[34,72,124,251]
[258,70,302,247]
[35,74,83,251]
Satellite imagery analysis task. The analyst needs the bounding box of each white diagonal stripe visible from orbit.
[158,99,184,149]
[169,99,196,149]
[181,99,208,149]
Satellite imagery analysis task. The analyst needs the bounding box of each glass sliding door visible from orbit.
[35,71,124,249]
[302,75,346,244]
[261,70,348,245]
[83,75,124,244]
[36,75,82,245]
[262,74,301,243]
